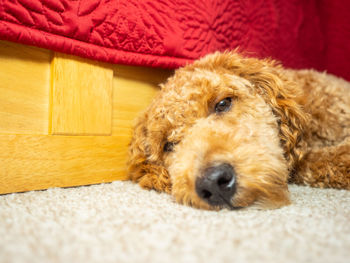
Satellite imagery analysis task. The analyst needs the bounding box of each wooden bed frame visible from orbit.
[0,40,172,194]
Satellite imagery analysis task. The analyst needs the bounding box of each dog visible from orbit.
[127,52,350,210]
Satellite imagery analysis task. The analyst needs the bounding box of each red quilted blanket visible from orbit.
[1,0,350,80]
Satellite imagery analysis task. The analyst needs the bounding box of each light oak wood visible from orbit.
[50,53,113,135]
[0,134,127,194]
[107,65,171,174]
[0,41,51,134]
[112,65,170,136]
[0,40,173,194]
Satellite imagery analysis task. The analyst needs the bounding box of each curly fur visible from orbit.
[127,52,350,210]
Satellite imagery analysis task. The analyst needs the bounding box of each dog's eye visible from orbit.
[215,97,232,113]
[163,142,176,152]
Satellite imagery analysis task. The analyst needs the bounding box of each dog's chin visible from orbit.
[175,196,251,211]
[172,184,290,211]
[231,185,291,210]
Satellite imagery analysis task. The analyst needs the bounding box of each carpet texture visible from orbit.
[1,181,349,263]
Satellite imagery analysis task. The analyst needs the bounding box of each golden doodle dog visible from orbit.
[127,52,350,210]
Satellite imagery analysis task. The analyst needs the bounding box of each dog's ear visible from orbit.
[127,112,172,193]
[201,52,309,169]
[243,60,309,170]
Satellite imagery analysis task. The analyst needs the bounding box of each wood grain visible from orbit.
[112,65,171,136]
[50,53,113,135]
[0,41,51,134]
[0,134,128,194]
[0,40,172,194]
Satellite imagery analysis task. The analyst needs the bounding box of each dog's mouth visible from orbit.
[218,201,243,211]
[207,191,245,210]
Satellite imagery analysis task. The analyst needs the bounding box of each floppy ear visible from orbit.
[236,55,309,170]
[127,112,172,193]
[201,52,309,170]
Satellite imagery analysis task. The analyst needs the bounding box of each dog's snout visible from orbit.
[195,163,236,206]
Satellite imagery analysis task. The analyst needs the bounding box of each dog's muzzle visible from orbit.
[195,163,236,207]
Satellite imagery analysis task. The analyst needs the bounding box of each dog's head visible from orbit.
[128,52,307,210]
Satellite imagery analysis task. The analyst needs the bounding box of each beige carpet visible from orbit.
[1,181,349,263]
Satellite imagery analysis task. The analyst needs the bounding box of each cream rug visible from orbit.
[1,181,349,263]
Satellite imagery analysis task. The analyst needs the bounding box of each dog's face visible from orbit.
[128,52,306,210]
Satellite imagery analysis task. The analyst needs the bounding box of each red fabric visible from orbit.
[0,0,349,80]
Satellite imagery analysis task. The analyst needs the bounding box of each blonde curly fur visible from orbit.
[127,52,350,210]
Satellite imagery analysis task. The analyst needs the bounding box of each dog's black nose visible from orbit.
[195,163,236,206]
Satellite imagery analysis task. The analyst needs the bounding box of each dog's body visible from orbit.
[128,52,350,210]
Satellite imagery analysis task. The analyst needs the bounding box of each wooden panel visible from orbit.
[50,53,113,135]
[0,134,128,194]
[0,40,173,194]
[0,40,51,134]
[112,65,172,137]
[113,64,173,85]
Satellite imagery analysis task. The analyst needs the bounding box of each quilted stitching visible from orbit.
[0,0,349,80]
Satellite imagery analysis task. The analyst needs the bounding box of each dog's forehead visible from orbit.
[147,66,253,128]
[172,68,225,91]
[157,68,250,115]
[169,67,250,92]
[191,68,223,86]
